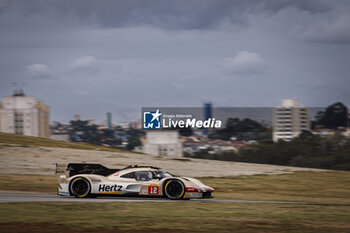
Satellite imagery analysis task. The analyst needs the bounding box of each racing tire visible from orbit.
[163,179,185,200]
[69,177,91,198]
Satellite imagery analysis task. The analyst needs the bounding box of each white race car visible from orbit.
[56,163,214,200]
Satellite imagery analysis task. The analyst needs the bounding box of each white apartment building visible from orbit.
[273,99,310,142]
[142,130,183,157]
[0,90,50,138]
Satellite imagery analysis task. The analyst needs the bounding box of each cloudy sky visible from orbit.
[0,0,349,123]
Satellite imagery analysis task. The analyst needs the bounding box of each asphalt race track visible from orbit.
[1,193,349,206]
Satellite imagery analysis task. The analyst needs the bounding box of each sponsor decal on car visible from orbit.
[98,184,123,194]
[148,184,160,195]
[90,178,101,182]
[140,187,148,195]
[190,193,201,197]
[58,191,70,196]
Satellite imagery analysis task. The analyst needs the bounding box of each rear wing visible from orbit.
[56,163,119,177]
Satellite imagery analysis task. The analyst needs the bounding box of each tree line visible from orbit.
[185,133,350,171]
[186,102,350,171]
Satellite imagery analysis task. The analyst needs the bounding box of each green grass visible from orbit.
[0,202,349,233]
[0,132,133,153]
[1,171,350,232]
[200,171,350,204]
[0,171,349,204]
[0,174,57,193]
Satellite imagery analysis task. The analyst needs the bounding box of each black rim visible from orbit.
[72,179,89,197]
[165,180,184,199]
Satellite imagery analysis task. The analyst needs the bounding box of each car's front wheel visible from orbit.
[70,177,91,198]
[164,179,185,200]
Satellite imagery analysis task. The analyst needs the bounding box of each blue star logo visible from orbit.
[143,109,162,129]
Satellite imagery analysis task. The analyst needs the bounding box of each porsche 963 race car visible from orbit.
[56,163,214,200]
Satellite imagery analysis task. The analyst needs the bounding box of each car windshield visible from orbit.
[154,170,173,178]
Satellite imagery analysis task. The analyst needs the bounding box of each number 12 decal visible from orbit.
[148,186,160,195]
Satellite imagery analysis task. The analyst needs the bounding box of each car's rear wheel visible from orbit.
[70,177,91,198]
[164,179,185,200]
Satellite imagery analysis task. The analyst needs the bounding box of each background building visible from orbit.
[106,112,112,130]
[142,130,183,157]
[273,99,310,142]
[0,90,50,138]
